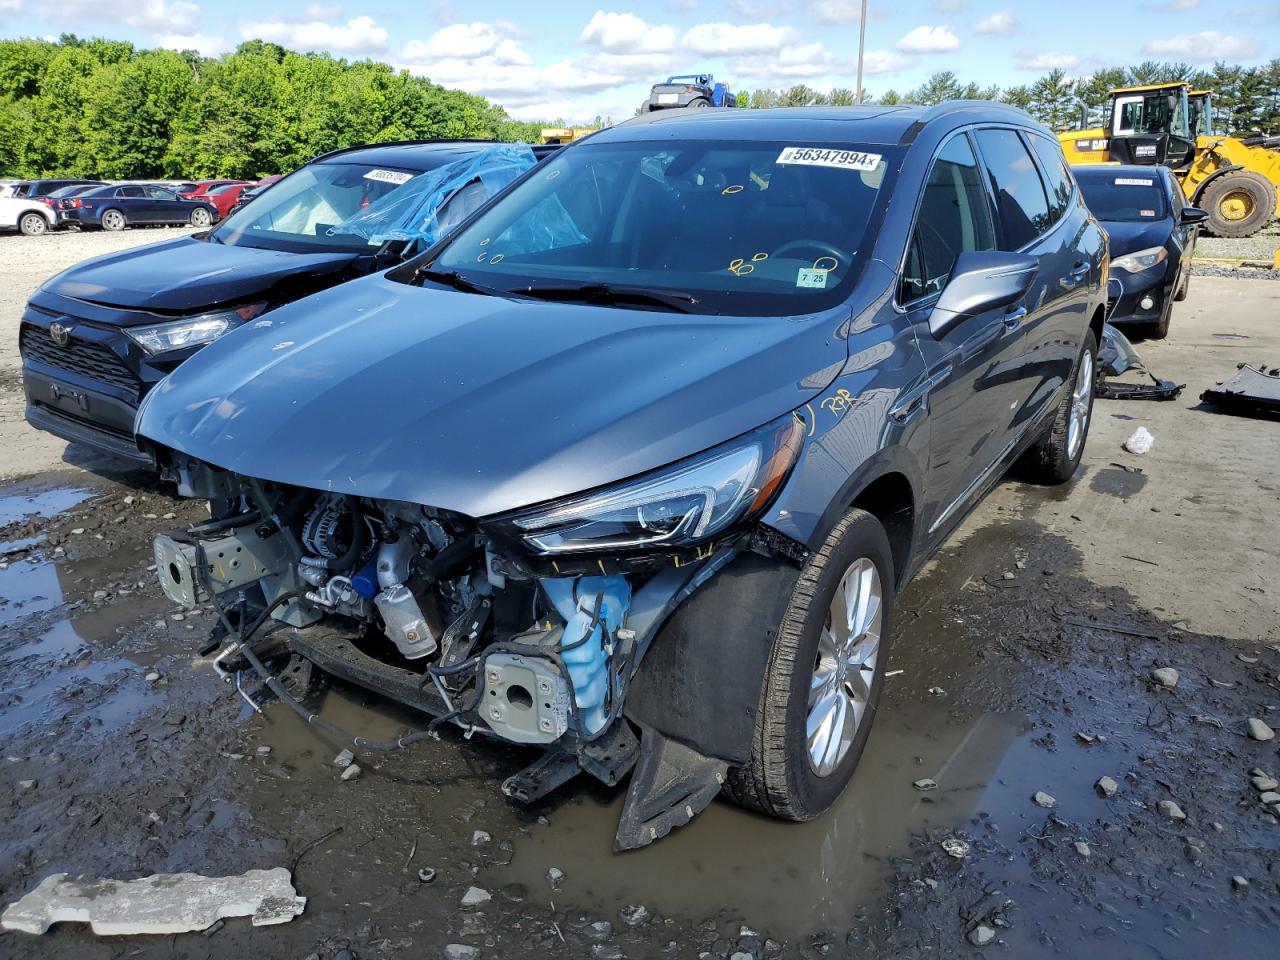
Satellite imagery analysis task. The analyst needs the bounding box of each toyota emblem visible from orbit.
[49,321,72,347]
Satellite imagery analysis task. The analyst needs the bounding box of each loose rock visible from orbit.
[585,920,612,941]
[546,866,565,889]
[619,904,650,926]
[1252,775,1279,792]
[460,886,491,908]
[339,763,362,782]
[444,945,480,960]
[1246,718,1275,742]
[17,779,36,791]
[333,749,355,768]
[1073,841,1091,858]
[941,837,970,859]
[593,946,624,960]
[1258,791,1280,805]
[1232,876,1249,891]
[1095,776,1119,798]
[1032,791,1057,808]
[1151,667,1179,688]
[968,925,996,946]
[471,830,491,845]
[1157,799,1187,821]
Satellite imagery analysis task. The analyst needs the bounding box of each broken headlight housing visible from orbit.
[501,414,805,555]
[126,302,267,354]
[1110,246,1167,274]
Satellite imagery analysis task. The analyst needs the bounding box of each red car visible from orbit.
[177,180,250,199]
[203,182,251,218]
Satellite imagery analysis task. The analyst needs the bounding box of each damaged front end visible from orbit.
[150,415,805,849]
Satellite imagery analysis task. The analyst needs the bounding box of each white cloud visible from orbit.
[241,14,389,54]
[813,0,860,24]
[578,11,677,54]
[401,22,532,65]
[896,25,960,53]
[931,0,968,11]
[1142,30,1257,60]
[683,21,795,56]
[1015,51,1081,70]
[46,0,199,33]
[157,32,230,57]
[0,0,23,24]
[974,10,1019,35]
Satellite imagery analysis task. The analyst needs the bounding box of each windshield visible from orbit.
[425,139,898,316]
[1078,174,1168,222]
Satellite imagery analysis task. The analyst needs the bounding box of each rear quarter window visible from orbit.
[974,128,1051,250]
[1026,134,1073,225]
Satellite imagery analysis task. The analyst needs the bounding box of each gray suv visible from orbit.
[136,103,1106,849]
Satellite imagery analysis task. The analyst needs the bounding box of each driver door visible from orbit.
[899,131,1028,543]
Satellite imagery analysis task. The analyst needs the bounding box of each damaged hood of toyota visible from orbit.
[137,272,849,518]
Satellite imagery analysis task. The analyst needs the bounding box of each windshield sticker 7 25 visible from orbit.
[776,147,882,171]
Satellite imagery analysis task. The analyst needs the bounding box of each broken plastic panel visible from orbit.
[1201,364,1280,417]
[1096,323,1184,401]
[329,144,538,250]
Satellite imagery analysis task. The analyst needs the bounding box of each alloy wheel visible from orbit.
[1067,349,1093,460]
[103,211,125,231]
[192,208,211,226]
[807,557,883,777]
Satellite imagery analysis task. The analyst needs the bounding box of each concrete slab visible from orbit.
[0,867,305,935]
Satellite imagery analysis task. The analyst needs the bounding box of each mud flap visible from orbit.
[614,722,728,851]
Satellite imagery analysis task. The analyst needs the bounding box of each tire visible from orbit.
[189,206,212,227]
[18,212,49,236]
[100,208,127,232]
[723,508,896,820]
[1173,267,1190,302]
[1149,290,1173,339]
[1200,170,1275,238]
[1020,329,1097,484]
[690,98,711,108]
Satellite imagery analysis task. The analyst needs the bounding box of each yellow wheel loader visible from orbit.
[1059,82,1280,238]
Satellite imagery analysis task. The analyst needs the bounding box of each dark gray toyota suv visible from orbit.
[136,103,1106,849]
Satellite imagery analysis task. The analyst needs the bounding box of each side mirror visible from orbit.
[929,251,1039,339]
[1179,206,1208,225]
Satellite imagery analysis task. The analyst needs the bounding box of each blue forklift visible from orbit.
[642,73,737,111]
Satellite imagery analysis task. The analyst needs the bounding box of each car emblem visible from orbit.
[49,321,72,347]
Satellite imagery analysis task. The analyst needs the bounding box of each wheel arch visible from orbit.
[1188,162,1245,205]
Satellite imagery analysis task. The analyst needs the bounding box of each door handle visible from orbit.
[1003,305,1028,329]
[1059,262,1090,290]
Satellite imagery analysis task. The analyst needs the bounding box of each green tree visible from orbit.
[909,72,964,105]
[1029,69,1077,129]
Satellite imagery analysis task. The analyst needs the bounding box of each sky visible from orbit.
[2,1,1277,123]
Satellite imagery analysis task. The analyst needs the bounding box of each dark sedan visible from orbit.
[56,184,219,231]
[1074,164,1206,338]
[11,178,106,198]
[21,141,552,462]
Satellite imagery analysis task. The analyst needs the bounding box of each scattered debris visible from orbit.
[444,944,481,960]
[1200,363,1280,417]
[940,837,970,859]
[927,686,946,697]
[1232,876,1250,892]
[968,924,996,946]
[1073,841,1091,858]
[1247,718,1275,742]
[1252,773,1278,792]
[1032,791,1057,808]
[0,868,305,935]
[1123,426,1155,455]
[912,778,938,791]
[619,904,650,926]
[333,749,355,769]
[546,867,565,889]
[1151,667,1179,688]
[417,868,437,884]
[472,830,491,845]
[340,763,362,782]
[1157,800,1187,821]
[1095,776,1119,798]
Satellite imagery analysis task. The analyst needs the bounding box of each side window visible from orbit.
[900,133,996,303]
[973,128,1051,250]
[1026,133,1073,225]
[147,187,176,200]
[119,186,144,198]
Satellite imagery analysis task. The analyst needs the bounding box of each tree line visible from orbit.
[739,59,1280,135]
[0,36,546,180]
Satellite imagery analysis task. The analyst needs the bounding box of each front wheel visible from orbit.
[1020,329,1097,484]
[723,508,896,820]
[19,212,49,236]
[1200,171,1275,238]
[100,208,127,231]
[189,206,212,227]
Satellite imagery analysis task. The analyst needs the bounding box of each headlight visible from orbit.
[1111,246,1167,274]
[501,414,806,555]
[126,302,266,354]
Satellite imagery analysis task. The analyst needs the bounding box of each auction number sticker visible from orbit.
[777,147,882,171]
[796,268,829,289]
[364,169,414,185]
[1115,178,1154,186]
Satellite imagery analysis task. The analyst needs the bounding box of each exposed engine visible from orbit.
[152,462,636,750]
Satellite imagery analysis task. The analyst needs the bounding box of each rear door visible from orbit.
[116,185,147,221]
[972,127,1080,437]
[897,130,1027,538]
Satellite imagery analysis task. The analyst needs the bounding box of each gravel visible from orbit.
[1195,223,1280,265]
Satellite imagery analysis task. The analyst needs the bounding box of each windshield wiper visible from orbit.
[519,283,699,313]
[414,266,512,298]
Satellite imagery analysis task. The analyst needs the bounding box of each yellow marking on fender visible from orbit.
[804,403,817,436]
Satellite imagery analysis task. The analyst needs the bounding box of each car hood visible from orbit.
[1099,218,1172,257]
[43,235,360,313]
[137,272,854,518]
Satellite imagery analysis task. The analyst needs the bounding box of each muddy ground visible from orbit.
[1,235,1278,957]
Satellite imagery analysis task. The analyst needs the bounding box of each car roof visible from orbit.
[599,101,1045,146]
[1071,164,1167,183]
[313,140,512,169]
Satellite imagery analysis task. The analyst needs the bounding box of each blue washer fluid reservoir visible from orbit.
[539,575,631,734]
[351,557,380,599]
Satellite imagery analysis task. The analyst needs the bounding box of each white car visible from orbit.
[0,196,57,236]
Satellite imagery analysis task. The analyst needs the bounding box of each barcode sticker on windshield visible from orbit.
[1116,178,1154,186]
[777,147,882,171]
[364,169,413,185]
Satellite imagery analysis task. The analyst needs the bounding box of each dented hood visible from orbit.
[137,272,853,518]
[43,235,359,313]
